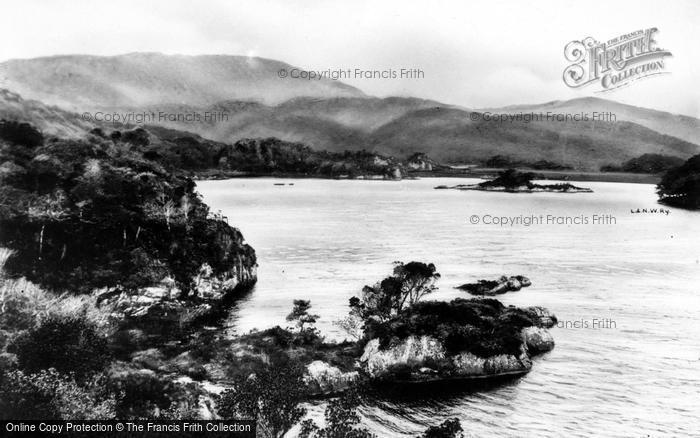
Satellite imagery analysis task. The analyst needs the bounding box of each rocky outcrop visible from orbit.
[435,169,592,193]
[358,298,557,383]
[456,275,531,295]
[360,336,445,379]
[521,326,555,354]
[304,360,359,396]
[360,336,536,381]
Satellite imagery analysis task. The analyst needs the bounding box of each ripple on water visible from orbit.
[197,178,700,437]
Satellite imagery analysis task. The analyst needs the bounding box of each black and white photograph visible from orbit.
[0,1,698,437]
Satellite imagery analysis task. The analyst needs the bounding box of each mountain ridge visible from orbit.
[1,53,699,170]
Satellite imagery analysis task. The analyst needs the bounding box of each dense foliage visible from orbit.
[129,129,404,179]
[350,261,440,322]
[478,169,543,189]
[0,122,255,295]
[0,368,117,420]
[9,314,110,379]
[299,388,374,438]
[364,298,541,357]
[601,153,685,173]
[657,154,700,209]
[218,361,308,438]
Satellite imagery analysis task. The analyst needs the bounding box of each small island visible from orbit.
[456,275,531,296]
[435,169,593,193]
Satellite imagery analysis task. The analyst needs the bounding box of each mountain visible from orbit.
[486,97,700,146]
[0,53,364,109]
[115,98,699,170]
[1,53,699,171]
[0,88,92,138]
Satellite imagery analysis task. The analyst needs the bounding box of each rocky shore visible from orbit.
[356,300,557,384]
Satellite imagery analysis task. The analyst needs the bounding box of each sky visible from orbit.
[1,0,699,117]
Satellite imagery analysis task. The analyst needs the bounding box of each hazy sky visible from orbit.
[1,0,699,117]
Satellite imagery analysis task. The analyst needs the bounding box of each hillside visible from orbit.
[1,53,699,171]
[0,88,92,138]
[486,97,700,146]
[125,99,699,170]
[0,53,364,109]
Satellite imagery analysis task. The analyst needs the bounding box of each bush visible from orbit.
[10,314,110,379]
[365,298,537,357]
[0,369,116,420]
[421,418,464,438]
[0,120,43,148]
[218,361,308,438]
[299,387,374,438]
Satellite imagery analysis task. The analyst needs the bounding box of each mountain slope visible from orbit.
[1,52,699,171]
[0,88,92,137]
[486,97,700,146]
[0,53,364,110]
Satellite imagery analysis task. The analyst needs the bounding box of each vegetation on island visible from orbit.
[484,155,572,171]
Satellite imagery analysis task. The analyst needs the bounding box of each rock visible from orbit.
[360,336,532,381]
[360,336,446,379]
[456,275,531,296]
[305,360,359,396]
[522,327,555,354]
[524,306,557,328]
[451,352,486,376]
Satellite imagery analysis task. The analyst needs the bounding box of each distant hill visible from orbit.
[1,53,699,171]
[485,97,700,146]
[117,98,699,170]
[0,53,364,109]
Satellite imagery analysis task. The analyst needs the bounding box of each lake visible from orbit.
[197,177,700,438]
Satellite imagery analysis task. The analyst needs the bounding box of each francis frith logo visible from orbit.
[563,28,672,92]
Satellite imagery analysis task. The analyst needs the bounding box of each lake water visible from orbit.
[197,177,700,438]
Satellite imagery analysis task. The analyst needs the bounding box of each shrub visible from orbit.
[0,369,117,420]
[420,418,464,438]
[218,361,308,438]
[299,387,374,438]
[365,298,537,357]
[10,314,110,379]
[0,120,43,148]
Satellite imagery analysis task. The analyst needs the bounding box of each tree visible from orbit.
[420,418,464,438]
[299,388,374,438]
[286,299,320,333]
[350,262,440,322]
[217,361,308,438]
[657,154,700,209]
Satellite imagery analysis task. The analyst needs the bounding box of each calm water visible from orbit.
[197,177,700,438]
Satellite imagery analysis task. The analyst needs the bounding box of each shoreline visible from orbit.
[410,168,661,184]
[192,169,660,185]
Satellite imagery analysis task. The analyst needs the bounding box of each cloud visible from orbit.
[0,0,698,116]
